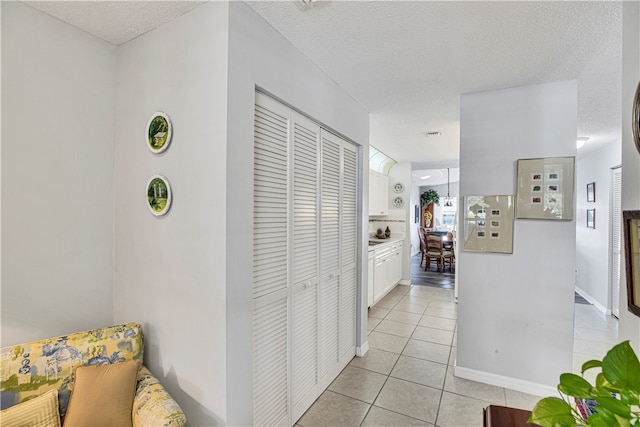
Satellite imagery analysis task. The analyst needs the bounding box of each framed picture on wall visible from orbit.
[587,182,596,202]
[515,156,575,220]
[586,209,595,229]
[623,210,640,317]
[463,195,515,254]
[146,112,173,154]
[146,175,172,216]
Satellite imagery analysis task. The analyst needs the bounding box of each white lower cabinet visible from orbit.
[367,250,375,307]
[371,241,403,306]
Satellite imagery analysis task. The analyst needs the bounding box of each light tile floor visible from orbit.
[297,284,619,427]
[573,301,619,383]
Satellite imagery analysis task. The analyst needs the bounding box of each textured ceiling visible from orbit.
[246,1,622,167]
[23,1,622,168]
[23,1,206,46]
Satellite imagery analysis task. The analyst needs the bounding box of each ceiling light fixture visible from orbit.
[295,0,319,10]
[444,168,453,207]
[577,137,589,149]
[420,175,431,180]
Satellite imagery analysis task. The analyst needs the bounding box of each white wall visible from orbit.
[409,181,421,256]
[113,3,229,425]
[457,81,577,394]
[388,162,412,281]
[575,142,621,311]
[619,1,640,349]
[1,2,116,345]
[225,3,369,424]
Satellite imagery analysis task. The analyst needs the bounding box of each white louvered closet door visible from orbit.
[290,113,321,421]
[340,142,358,361]
[318,131,341,388]
[253,93,290,427]
[611,166,622,318]
[254,93,360,427]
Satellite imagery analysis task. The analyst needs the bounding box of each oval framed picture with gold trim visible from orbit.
[147,112,172,154]
[633,81,640,155]
[146,175,172,216]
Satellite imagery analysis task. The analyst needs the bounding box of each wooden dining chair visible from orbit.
[425,233,445,272]
[417,226,427,267]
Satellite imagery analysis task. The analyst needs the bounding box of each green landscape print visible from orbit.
[147,177,169,214]
[148,114,169,151]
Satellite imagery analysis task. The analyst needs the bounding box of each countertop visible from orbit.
[368,236,404,249]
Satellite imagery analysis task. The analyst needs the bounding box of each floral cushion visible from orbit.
[1,323,143,416]
[0,323,187,427]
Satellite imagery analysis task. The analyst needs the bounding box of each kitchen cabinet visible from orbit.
[371,240,403,305]
[368,249,375,307]
[369,170,389,216]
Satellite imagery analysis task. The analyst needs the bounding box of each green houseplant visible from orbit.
[421,189,440,208]
[528,341,640,427]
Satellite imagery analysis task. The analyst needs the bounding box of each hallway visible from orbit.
[298,284,540,426]
[296,253,620,426]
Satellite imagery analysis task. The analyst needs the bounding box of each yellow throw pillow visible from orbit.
[62,360,141,427]
[0,389,61,427]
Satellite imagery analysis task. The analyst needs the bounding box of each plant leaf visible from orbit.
[582,359,603,374]
[602,341,640,392]
[596,396,632,418]
[620,389,640,406]
[596,372,620,393]
[558,373,594,398]
[527,397,575,427]
[588,408,619,426]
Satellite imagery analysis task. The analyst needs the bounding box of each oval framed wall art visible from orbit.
[146,112,172,154]
[146,175,172,216]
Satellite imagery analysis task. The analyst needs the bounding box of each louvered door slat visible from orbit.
[293,119,319,283]
[321,136,341,275]
[291,115,320,421]
[319,273,340,379]
[342,146,358,267]
[611,167,622,317]
[253,98,288,299]
[253,94,289,427]
[292,281,318,404]
[253,295,288,427]
[340,266,357,358]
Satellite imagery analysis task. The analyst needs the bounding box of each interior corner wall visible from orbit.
[1,2,116,345]
[113,3,229,425]
[575,141,621,311]
[226,2,369,424]
[457,80,577,392]
[410,179,421,256]
[619,0,640,349]
[388,162,412,281]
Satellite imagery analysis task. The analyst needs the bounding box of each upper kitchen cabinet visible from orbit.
[369,170,389,216]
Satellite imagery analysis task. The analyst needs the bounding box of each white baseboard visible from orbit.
[454,366,556,398]
[575,286,607,314]
[356,341,369,357]
[399,279,411,286]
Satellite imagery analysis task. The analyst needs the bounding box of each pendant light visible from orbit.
[444,168,453,207]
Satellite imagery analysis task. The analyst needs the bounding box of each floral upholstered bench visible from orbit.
[0,323,186,426]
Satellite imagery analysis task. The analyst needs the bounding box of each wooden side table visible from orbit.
[483,405,539,427]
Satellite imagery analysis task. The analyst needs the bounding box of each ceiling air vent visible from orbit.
[425,131,442,137]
